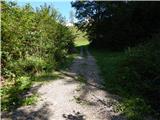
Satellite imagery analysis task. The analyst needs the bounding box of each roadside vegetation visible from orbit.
[72,1,160,120]
[1,1,75,111]
[1,1,160,120]
[92,35,160,119]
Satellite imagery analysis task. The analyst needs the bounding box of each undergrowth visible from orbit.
[1,76,33,111]
[1,1,75,112]
[92,34,160,120]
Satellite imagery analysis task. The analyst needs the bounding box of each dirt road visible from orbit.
[2,47,125,120]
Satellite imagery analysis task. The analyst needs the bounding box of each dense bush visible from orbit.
[116,33,160,116]
[1,1,74,111]
[1,76,33,111]
[1,1,74,79]
[92,33,160,119]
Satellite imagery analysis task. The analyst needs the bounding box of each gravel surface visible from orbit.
[2,48,126,120]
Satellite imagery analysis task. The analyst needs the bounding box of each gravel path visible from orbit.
[2,47,126,120]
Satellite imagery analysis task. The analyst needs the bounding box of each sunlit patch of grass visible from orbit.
[22,94,39,106]
[1,76,32,111]
[71,26,89,47]
[74,38,90,47]
[33,71,61,83]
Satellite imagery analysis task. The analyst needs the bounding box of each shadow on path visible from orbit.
[63,111,85,120]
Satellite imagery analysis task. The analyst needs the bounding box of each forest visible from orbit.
[1,1,160,120]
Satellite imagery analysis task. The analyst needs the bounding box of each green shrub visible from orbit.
[1,76,32,111]
[22,94,38,106]
[120,98,151,120]
[116,33,160,116]
[1,1,74,79]
[92,33,160,119]
[1,1,75,112]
